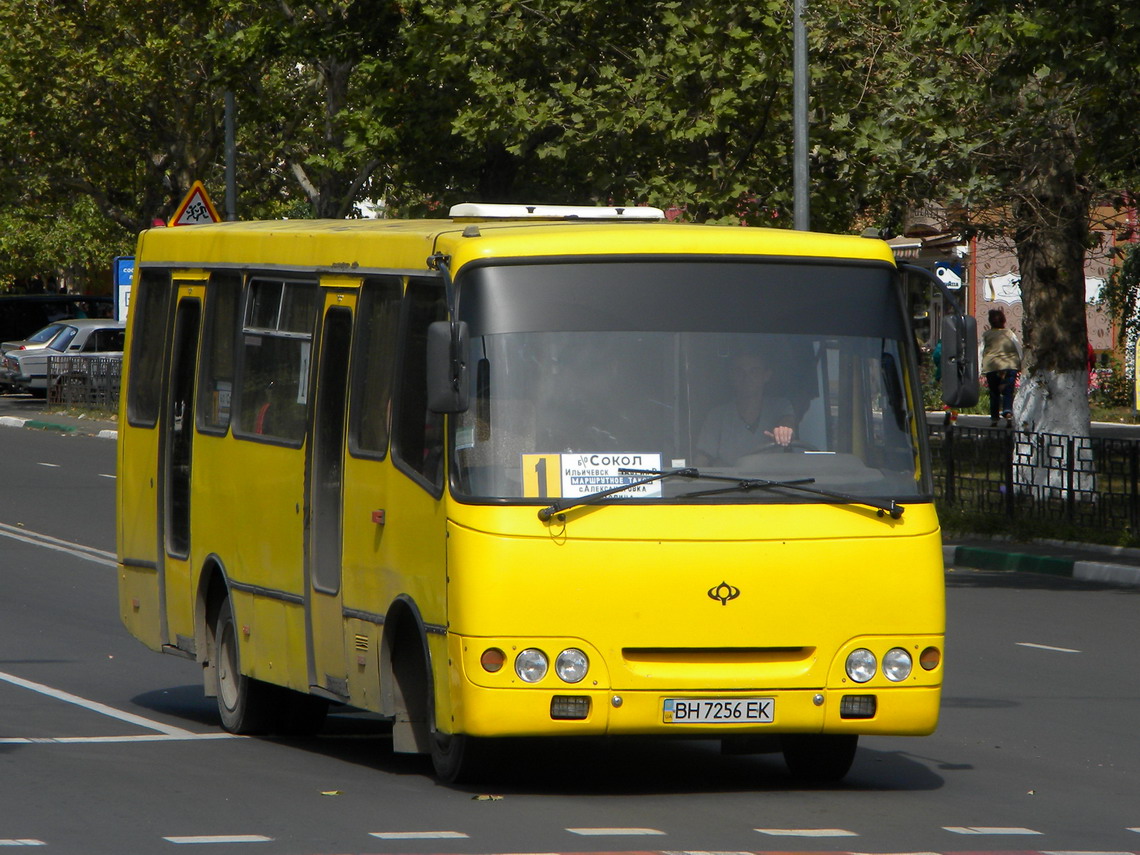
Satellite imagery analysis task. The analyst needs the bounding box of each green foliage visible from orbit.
[1105,242,1140,348]
[1,0,1140,309]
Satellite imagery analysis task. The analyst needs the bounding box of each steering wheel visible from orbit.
[754,440,819,453]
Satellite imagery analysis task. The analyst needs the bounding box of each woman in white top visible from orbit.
[980,308,1021,427]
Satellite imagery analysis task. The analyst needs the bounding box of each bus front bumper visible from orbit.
[449,682,941,739]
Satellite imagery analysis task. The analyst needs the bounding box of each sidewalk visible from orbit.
[0,409,118,439]
[945,536,1140,588]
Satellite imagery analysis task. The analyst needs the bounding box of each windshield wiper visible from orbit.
[679,472,904,519]
[537,467,699,521]
[536,466,904,521]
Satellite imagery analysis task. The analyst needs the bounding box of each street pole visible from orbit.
[793,0,809,231]
[224,90,237,221]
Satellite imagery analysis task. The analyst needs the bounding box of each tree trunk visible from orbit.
[1009,136,1093,496]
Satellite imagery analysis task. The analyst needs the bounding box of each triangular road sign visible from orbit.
[169,181,221,226]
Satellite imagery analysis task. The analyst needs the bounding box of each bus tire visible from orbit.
[431,732,492,784]
[213,596,279,734]
[781,734,858,783]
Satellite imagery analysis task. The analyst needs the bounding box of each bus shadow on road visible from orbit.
[128,688,945,793]
[274,728,945,795]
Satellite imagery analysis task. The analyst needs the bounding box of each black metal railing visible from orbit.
[928,420,1140,533]
[47,355,121,411]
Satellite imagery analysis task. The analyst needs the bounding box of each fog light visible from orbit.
[845,648,876,683]
[883,647,913,682]
[920,646,941,671]
[840,694,877,718]
[550,695,591,720]
[480,648,505,673]
[515,648,548,682]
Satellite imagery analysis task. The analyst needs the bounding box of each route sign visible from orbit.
[168,181,221,226]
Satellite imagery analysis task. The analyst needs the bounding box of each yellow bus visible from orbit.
[117,204,976,783]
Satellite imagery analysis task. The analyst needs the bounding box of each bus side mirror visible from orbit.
[940,315,979,408]
[427,320,470,414]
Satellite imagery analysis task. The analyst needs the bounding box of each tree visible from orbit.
[815,0,1140,454]
[396,0,812,223]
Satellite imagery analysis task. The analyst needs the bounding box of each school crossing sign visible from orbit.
[168,181,221,226]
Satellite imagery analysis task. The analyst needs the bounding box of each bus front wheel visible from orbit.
[781,734,858,783]
[431,731,492,784]
[213,596,279,734]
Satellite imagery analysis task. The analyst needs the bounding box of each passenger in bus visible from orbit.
[696,350,796,466]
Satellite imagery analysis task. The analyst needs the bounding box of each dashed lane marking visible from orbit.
[943,826,1043,835]
[0,842,45,847]
[163,836,272,844]
[1018,642,1082,654]
[567,828,667,836]
[370,832,471,840]
[755,828,858,837]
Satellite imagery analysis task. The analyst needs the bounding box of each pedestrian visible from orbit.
[980,308,1021,428]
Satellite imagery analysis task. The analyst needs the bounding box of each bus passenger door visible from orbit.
[161,285,204,646]
[305,291,356,699]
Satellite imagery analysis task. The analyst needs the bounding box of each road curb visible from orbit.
[0,415,116,439]
[944,544,1140,588]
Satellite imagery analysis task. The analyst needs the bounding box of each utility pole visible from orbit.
[793,0,810,231]
[225,90,237,221]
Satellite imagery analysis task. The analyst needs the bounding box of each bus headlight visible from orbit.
[515,648,548,682]
[845,648,876,683]
[883,648,913,682]
[555,648,589,683]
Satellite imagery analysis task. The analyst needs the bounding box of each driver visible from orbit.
[696,350,796,466]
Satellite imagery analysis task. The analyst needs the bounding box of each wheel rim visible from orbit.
[218,619,239,711]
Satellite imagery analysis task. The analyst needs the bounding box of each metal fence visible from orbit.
[47,355,121,411]
[927,420,1140,533]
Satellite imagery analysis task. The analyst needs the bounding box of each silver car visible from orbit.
[1,319,125,395]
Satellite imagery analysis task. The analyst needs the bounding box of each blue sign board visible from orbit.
[114,256,134,322]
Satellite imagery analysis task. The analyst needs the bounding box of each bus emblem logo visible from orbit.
[708,581,740,605]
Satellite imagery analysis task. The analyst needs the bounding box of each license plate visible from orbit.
[663,697,774,724]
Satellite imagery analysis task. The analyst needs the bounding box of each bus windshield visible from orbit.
[451,259,928,504]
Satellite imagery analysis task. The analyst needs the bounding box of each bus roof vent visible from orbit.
[449,203,666,221]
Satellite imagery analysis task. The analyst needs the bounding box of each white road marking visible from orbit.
[566,828,666,836]
[163,836,271,844]
[0,669,199,737]
[36,462,61,468]
[944,826,1042,835]
[0,522,117,568]
[0,842,45,847]
[99,473,116,479]
[370,832,470,840]
[755,828,858,837]
[1017,642,1081,653]
[0,733,237,744]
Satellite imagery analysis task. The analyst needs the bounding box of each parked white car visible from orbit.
[1,319,125,395]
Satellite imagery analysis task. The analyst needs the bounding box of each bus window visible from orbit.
[450,260,926,504]
[127,268,173,428]
[198,271,241,433]
[348,276,402,458]
[236,278,317,444]
[393,277,446,489]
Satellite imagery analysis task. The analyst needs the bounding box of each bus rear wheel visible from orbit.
[781,734,858,783]
[214,596,280,734]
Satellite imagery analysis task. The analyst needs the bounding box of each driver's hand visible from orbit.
[765,425,793,446]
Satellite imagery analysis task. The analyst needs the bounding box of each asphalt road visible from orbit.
[0,421,1138,854]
